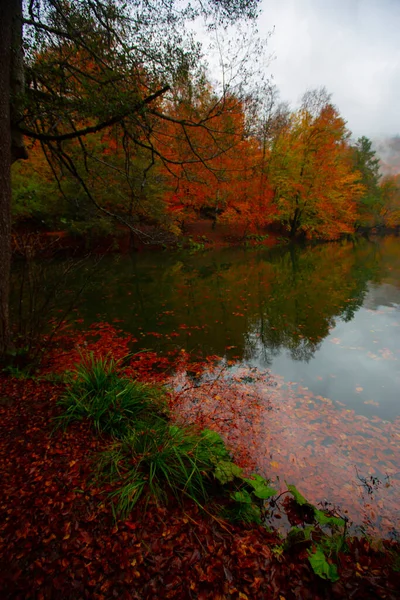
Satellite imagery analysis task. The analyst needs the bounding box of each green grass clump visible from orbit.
[96,421,230,517]
[55,354,168,436]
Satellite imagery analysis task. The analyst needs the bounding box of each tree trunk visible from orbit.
[0,1,13,354]
[0,0,24,355]
[290,207,300,237]
[10,0,28,162]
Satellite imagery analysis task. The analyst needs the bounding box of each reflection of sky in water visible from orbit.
[173,362,400,538]
[249,283,400,420]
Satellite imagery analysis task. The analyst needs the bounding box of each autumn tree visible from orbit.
[162,79,283,236]
[160,80,245,226]
[268,89,364,239]
[0,0,262,354]
[380,174,400,228]
[24,126,171,242]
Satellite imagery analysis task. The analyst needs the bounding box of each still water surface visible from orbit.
[14,236,400,535]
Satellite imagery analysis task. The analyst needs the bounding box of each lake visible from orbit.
[12,235,400,536]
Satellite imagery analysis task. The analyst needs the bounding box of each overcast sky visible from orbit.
[257,0,400,140]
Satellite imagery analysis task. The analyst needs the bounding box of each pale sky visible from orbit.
[258,0,400,139]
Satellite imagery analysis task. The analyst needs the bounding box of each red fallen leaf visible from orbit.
[62,522,71,540]
[186,548,201,566]
[79,531,93,545]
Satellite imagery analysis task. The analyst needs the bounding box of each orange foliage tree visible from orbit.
[267,91,365,239]
[380,174,400,228]
[161,86,277,236]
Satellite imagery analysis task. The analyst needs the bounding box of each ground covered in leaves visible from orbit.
[1,360,400,599]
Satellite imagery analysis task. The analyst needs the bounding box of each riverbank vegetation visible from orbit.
[6,5,400,253]
[12,88,400,246]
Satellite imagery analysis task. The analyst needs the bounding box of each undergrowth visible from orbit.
[54,353,394,584]
[56,354,278,524]
[96,423,230,517]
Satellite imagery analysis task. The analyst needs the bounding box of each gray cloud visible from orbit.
[259,0,400,139]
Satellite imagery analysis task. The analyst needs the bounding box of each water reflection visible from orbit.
[11,236,400,420]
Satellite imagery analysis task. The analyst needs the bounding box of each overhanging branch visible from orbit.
[18,85,170,142]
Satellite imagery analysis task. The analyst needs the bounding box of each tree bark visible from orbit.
[10,0,28,162]
[0,0,21,353]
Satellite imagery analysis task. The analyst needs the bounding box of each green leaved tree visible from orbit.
[350,136,382,228]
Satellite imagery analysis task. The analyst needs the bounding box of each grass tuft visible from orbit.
[95,420,230,517]
[54,353,168,436]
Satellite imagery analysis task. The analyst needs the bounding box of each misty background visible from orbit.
[258,0,400,172]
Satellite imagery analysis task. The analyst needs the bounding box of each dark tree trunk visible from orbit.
[290,207,300,237]
[0,1,13,354]
[10,0,28,163]
[0,0,25,354]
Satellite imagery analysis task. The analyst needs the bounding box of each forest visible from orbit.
[6,4,400,248]
[11,77,400,243]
